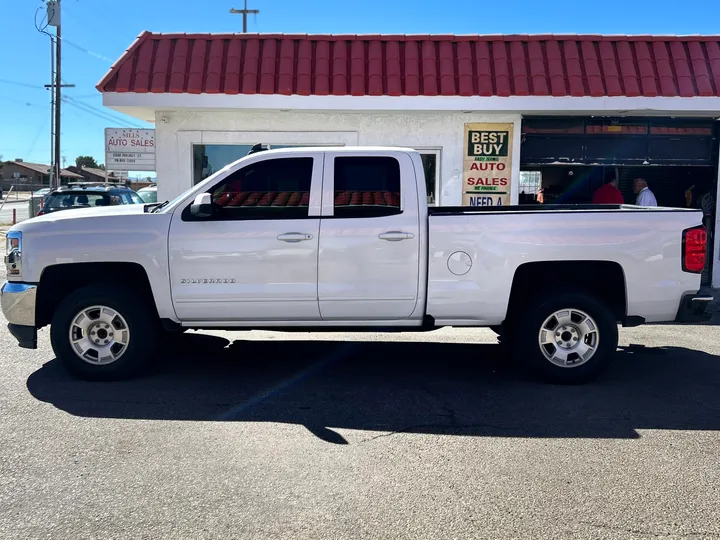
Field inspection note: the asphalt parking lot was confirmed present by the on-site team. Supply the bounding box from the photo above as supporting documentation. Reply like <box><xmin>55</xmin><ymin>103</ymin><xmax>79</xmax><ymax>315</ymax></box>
<box><xmin>1</xmin><ymin>314</ymin><xmax>720</xmax><ymax>540</ymax></box>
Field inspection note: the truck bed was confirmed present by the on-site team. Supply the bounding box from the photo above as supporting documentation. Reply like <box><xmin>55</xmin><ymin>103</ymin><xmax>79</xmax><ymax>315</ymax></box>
<box><xmin>428</xmin><ymin>204</ymin><xmax>698</xmax><ymax>215</ymax></box>
<box><xmin>426</xmin><ymin>205</ymin><xmax>705</xmax><ymax>326</ymax></box>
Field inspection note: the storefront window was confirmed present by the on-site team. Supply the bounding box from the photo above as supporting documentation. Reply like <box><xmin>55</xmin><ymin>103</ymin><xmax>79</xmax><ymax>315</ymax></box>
<box><xmin>419</xmin><ymin>150</ymin><xmax>440</xmax><ymax>206</ymax></box>
<box><xmin>192</xmin><ymin>144</ymin><xmax>301</xmax><ymax>185</ymax></box>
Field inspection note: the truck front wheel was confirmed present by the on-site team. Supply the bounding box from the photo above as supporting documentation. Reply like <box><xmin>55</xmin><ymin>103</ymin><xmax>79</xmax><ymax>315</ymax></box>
<box><xmin>50</xmin><ymin>284</ymin><xmax>158</xmax><ymax>381</ymax></box>
<box><xmin>512</xmin><ymin>292</ymin><xmax>618</xmax><ymax>384</ymax></box>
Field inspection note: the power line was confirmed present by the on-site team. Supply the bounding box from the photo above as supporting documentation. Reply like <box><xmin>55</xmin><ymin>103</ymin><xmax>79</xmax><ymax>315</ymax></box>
<box><xmin>61</xmin><ymin>97</ymin><xmax>127</xmax><ymax>125</ymax></box>
<box><xmin>69</xmin><ymin>93</ymin><xmax>101</xmax><ymax>99</ymax></box>
<box><xmin>61</xmin><ymin>96</ymin><xmax>146</xmax><ymax>128</ymax></box>
<box><xmin>64</xmin><ymin>95</ymin><xmax>145</xmax><ymax>126</ymax></box>
<box><xmin>0</xmin><ymin>95</ymin><xmax>45</xmax><ymax>108</ymax></box>
<box><xmin>27</xmin><ymin>117</ymin><xmax>50</xmax><ymax>158</ymax></box>
<box><xmin>0</xmin><ymin>78</ymin><xmax>45</xmax><ymax>90</ymax></box>
<box><xmin>59</xmin><ymin>36</ymin><xmax>115</xmax><ymax>63</ymax></box>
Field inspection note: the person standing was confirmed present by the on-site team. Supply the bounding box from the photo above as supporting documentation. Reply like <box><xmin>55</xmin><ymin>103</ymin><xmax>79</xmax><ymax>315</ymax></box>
<box><xmin>633</xmin><ymin>178</ymin><xmax>658</xmax><ymax>206</ymax></box>
<box><xmin>592</xmin><ymin>170</ymin><xmax>624</xmax><ymax>204</ymax></box>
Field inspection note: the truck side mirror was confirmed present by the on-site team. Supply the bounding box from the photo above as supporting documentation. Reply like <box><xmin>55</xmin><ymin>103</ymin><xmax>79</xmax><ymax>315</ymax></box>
<box><xmin>190</xmin><ymin>193</ymin><xmax>213</xmax><ymax>218</ymax></box>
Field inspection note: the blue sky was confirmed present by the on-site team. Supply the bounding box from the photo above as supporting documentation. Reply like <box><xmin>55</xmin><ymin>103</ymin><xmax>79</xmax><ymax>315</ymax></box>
<box><xmin>1</xmin><ymin>0</ymin><xmax>719</xmax><ymax>175</ymax></box>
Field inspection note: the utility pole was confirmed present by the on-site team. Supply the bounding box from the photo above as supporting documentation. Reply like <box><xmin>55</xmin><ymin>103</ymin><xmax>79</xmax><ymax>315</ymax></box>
<box><xmin>47</xmin><ymin>34</ymin><xmax>55</xmax><ymax>187</ymax></box>
<box><xmin>43</xmin><ymin>72</ymin><xmax>75</xmax><ymax>184</ymax></box>
<box><xmin>46</xmin><ymin>0</ymin><xmax>67</xmax><ymax>188</ymax></box>
<box><xmin>54</xmin><ymin>0</ymin><xmax>62</xmax><ymax>188</ymax></box>
<box><xmin>230</xmin><ymin>0</ymin><xmax>259</xmax><ymax>33</ymax></box>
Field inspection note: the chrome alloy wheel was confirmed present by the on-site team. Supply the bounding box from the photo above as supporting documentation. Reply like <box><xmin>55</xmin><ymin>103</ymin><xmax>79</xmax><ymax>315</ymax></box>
<box><xmin>68</xmin><ymin>305</ymin><xmax>131</xmax><ymax>365</ymax></box>
<box><xmin>537</xmin><ymin>308</ymin><xmax>599</xmax><ymax>368</ymax></box>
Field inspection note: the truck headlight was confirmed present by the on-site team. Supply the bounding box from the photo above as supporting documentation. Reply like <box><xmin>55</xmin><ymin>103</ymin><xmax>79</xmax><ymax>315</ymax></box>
<box><xmin>5</xmin><ymin>231</ymin><xmax>22</xmax><ymax>277</ymax></box>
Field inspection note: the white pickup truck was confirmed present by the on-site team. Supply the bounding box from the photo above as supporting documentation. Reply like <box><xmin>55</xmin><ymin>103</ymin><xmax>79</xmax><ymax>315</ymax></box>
<box><xmin>1</xmin><ymin>147</ymin><xmax>712</xmax><ymax>383</ymax></box>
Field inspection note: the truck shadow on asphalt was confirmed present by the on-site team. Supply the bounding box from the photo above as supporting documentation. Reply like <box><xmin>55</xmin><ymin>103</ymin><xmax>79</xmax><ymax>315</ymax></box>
<box><xmin>26</xmin><ymin>333</ymin><xmax>720</xmax><ymax>443</ymax></box>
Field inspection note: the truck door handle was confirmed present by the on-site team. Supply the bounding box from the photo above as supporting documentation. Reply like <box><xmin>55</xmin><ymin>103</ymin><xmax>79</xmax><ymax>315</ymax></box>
<box><xmin>378</xmin><ymin>231</ymin><xmax>414</xmax><ymax>241</ymax></box>
<box><xmin>277</xmin><ymin>232</ymin><xmax>313</xmax><ymax>242</ymax></box>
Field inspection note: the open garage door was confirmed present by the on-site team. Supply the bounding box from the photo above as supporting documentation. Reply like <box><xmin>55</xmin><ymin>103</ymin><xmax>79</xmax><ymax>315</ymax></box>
<box><xmin>520</xmin><ymin>116</ymin><xmax>719</xmax><ymax>285</ymax></box>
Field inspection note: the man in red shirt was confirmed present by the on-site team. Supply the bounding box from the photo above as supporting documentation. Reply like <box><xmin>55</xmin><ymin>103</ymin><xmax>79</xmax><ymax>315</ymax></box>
<box><xmin>592</xmin><ymin>170</ymin><xmax>624</xmax><ymax>204</ymax></box>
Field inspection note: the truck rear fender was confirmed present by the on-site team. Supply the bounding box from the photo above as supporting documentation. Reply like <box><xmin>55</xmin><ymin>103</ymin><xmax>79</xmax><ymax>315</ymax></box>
<box><xmin>505</xmin><ymin>260</ymin><xmax>628</xmax><ymax>325</ymax></box>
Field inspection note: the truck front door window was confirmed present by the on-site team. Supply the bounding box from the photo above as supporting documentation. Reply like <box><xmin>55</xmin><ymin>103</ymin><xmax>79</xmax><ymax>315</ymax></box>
<box><xmin>332</xmin><ymin>156</ymin><xmax>402</xmax><ymax>217</ymax></box>
<box><xmin>187</xmin><ymin>157</ymin><xmax>314</xmax><ymax>221</ymax></box>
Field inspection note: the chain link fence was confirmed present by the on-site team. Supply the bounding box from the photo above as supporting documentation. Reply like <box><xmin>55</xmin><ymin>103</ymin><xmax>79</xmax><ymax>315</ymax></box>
<box><xmin>0</xmin><ymin>183</ymin><xmax>48</xmax><ymax>201</ymax></box>
<box><xmin>0</xmin><ymin>184</ymin><xmax>49</xmax><ymax>223</ymax></box>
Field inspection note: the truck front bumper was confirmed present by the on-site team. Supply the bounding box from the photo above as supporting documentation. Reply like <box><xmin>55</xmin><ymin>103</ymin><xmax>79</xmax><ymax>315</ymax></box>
<box><xmin>674</xmin><ymin>293</ymin><xmax>713</xmax><ymax>324</ymax></box>
<box><xmin>1</xmin><ymin>281</ymin><xmax>38</xmax><ymax>349</ymax></box>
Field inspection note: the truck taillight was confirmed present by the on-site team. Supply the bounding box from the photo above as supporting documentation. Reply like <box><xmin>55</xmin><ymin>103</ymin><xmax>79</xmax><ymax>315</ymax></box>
<box><xmin>682</xmin><ymin>225</ymin><xmax>707</xmax><ymax>274</ymax></box>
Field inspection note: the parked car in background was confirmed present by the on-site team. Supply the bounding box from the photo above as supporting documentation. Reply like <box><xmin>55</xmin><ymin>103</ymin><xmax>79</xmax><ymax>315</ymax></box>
<box><xmin>36</xmin><ymin>183</ymin><xmax>144</xmax><ymax>216</ymax></box>
<box><xmin>136</xmin><ymin>185</ymin><xmax>157</xmax><ymax>203</ymax></box>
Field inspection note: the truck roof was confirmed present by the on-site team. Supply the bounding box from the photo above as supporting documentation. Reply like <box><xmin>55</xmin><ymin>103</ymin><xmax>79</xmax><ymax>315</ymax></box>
<box><xmin>254</xmin><ymin>146</ymin><xmax>418</xmax><ymax>155</ymax></box>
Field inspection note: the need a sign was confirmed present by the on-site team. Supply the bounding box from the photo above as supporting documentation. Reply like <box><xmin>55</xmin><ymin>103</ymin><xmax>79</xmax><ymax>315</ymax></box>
<box><xmin>105</xmin><ymin>128</ymin><xmax>156</xmax><ymax>171</ymax></box>
<box><xmin>462</xmin><ymin>123</ymin><xmax>514</xmax><ymax>207</ymax></box>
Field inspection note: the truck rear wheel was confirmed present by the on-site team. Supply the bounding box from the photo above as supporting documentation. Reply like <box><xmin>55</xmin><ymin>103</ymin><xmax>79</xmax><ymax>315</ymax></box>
<box><xmin>50</xmin><ymin>284</ymin><xmax>158</xmax><ymax>381</ymax></box>
<box><xmin>511</xmin><ymin>292</ymin><xmax>618</xmax><ymax>384</ymax></box>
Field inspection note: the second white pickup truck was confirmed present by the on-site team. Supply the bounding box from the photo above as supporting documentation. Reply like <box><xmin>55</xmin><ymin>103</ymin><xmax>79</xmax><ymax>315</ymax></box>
<box><xmin>2</xmin><ymin>147</ymin><xmax>712</xmax><ymax>383</ymax></box>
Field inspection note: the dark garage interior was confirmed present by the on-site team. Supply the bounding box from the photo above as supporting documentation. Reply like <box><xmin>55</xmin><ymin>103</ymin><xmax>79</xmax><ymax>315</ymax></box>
<box><xmin>519</xmin><ymin>116</ymin><xmax>719</xmax><ymax>283</ymax></box>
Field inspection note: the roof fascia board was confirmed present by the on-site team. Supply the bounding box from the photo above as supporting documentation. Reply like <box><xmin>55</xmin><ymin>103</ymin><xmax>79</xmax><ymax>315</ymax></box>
<box><xmin>102</xmin><ymin>92</ymin><xmax>720</xmax><ymax>115</ymax></box>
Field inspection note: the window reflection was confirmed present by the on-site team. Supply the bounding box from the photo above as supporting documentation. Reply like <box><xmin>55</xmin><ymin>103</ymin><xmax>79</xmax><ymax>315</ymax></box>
<box><xmin>192</xmin><ymin>144</ymin><xmax>299</xmax><ymax>185</ymax></box>
<box><xmin>420</xmin><ymin>153</ymin><xmax>437</xmax><ymax>205</ymax></box>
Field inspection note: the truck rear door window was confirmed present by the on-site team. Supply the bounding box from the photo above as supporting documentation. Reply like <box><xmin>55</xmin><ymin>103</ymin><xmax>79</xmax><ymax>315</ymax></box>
<box><xmin>332</xmin><ymin>156</ymin><xmax>401</xmax><ymax>217</ymax></box>
<box><xmin>205</xmin><ymin>157</ymin><xmax>314</xmax><ymax>220</ymax></box>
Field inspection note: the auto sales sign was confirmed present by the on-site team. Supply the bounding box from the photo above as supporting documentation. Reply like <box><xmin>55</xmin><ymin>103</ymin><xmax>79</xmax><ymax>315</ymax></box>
<box><xmin>105</xmin><ymin>128</ymin><xmax>156</xmax><ymax>171</ymax></box>
<box><xmin>462</xmin><ymin>123</ymin><xmax>514</xmax><ymax>207</ymax></box>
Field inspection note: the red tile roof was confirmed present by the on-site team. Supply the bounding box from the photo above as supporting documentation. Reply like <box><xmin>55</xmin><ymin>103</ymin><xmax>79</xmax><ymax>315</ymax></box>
<box><xmin>97</xmin><ymin>32</ymin><xmax>720</xmax><ymax>98</ymax></box>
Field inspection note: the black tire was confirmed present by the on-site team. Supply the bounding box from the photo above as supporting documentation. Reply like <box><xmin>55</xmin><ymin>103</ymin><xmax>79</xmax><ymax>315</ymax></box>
<box><xmin>510</xmin><ymin>292</ymin><xmax>618</xmax><ymax>384</ymax></box>
<box><xmin>50</xmin><ymin>283</ymin><xmax>159</xmax><ymax>381</ymax></box>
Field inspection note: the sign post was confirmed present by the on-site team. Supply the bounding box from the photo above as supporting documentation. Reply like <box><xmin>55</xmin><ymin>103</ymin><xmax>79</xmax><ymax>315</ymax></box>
<box><xmin>462</xmin><ymin>123</ymin><xmax>514</xmax><ymax>207</ymax></box>
<box><xmin>104</xmin><ymin>128</ymin><xmax>156</xmax><ymax>171</ymax></box>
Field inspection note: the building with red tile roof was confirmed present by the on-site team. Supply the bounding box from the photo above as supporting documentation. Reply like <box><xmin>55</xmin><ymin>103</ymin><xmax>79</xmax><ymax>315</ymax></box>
<box><xmin>98</xmin><ymin>32</ymin><xmax>720</xmax><ymax>285</ymax></box>
<box><xmin>98</xmin><ymin>32</ymin><xmax>720</xmax><ymax>99</ymax></box>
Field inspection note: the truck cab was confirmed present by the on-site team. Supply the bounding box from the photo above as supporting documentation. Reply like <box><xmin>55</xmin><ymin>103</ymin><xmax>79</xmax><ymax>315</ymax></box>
<box><xmin>169</xmin><ymin>147</ymin><xmax>427</xmax><ymax>324</ymax></box>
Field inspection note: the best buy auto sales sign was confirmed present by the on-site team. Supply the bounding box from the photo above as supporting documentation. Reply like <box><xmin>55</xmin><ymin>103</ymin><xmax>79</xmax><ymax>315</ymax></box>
<box><xmin>462</xmin><ymin>123</ymin><xmax>513</xmax><ymax>207</ymax></box>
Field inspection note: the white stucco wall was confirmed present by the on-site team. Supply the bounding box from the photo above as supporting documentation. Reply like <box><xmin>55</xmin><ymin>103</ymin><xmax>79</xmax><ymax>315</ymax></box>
<box><xmin>153</xmin><ymin>110</ymin><xmax>522</xmax><ymax>206</ymax></box>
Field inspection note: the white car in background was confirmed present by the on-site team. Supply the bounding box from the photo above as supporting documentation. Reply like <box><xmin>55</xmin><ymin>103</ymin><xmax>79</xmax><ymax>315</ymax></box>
<box><xmin>136</xmin><ymin>185</ymin><xmax>157</xmax><ymax>204</ymax></box>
